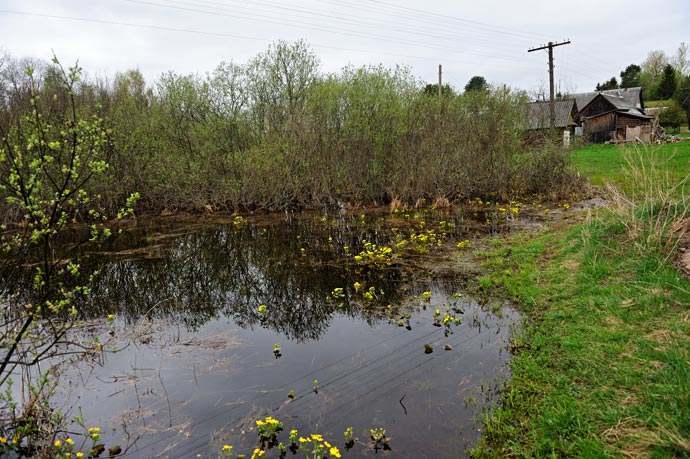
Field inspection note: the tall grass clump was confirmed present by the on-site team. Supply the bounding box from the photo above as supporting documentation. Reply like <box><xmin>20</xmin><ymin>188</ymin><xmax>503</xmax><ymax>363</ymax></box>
<box><xmin>591</xmin><ymin>145</ymin><xmax>690</xmax><ymax>263</ymax></box>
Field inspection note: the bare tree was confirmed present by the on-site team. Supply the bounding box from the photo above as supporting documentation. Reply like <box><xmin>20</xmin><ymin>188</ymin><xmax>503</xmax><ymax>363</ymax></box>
<box><xmin>672</xmin><ymin>42</ymin><xmax>689</xmax><ymax>77</ymax></box>
<box><xmin>642</xmin><ymin>50</ymin><xmax>669</xmax><ymax>80</ymax></box>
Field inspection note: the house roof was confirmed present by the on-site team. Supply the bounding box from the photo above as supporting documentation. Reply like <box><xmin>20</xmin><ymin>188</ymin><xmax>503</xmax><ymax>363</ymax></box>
<box><xmin>573</xmin><ymin>87</ymin><xmax>645</xmax><ymax>114</ymax></box>
<box><xmin>524</xmin><ymin>99</ymin><xmax>579</xmax><ymax>130</ymax></box>
<box><xmin>581</xmin><ymin>108</ymin><xmax>652</xmax><ymax>121</ymax></box>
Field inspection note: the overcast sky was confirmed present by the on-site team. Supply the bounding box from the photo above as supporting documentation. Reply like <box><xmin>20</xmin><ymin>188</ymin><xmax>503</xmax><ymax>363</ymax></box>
<box><xmin>1</xmin><ymin>0</ymin><xmax>688</xmax><ymax>96</ymax></box>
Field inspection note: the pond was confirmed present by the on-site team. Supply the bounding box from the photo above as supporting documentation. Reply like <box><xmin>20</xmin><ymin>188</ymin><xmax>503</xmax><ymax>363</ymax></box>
<box><xmin>16</xmin><ymin>206</ymin><xmax>535</xmax><ymax>458</ymax></box>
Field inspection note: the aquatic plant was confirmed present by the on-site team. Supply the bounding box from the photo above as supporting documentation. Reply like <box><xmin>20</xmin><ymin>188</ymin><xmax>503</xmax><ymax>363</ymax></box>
<box><xmin>433</xmin><ymin>305</ymin><xmax>462</xmax><ymax>334</ymax></box>
<box><xmin>289</xmin><ymin>429</ymin><xmax>299</xmax><ymax>445</ymax></box>
<box><xmin>402</xmin><ymin>229</ymin><xmax>444</xmax><ymax>253</ymax></box>
<box><xmin>369</xmin><ymin>427</ymin><xmax>389</xmax><ymax>451</ymax></box>
<box><xmin>343</xmin><ymin>427</ymin><xmax>356</xmax><ymax>450</ymax></box>
<box><xmin>51</xmin><ymin>436</ymin><xmax>88</xmax><ymax>459</ymax></box>
<box><xmin>256</xmin><ymin>416</ymin><xmax>283</xmax><ymax>448</ymax></box>
<box><xmin>326</xmin><ymin>287</ymin><xmax>345</xmax><ymax>303</ymax></box>
<box><xmin>298</xmin><ymin>433</ymin><xmax>341</xmax><ymax>459</ymax></box>
<box><xmin>361</xmin><ymin>287</ymin><xmax>377</xmax><ymax>301</ymax></box>
<box><xmin>313</xmin><ymin>380</ymin><xmax>319</xmax><ymax>394</ymax></box>
<box><xmin>353</xmin><ymin>240</ymin><xmax>393</xmax><ymax>266</ymax></box>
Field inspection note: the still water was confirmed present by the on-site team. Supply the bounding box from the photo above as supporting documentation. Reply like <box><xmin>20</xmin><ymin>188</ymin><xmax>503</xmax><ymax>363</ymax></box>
<box><xmin>49</xmin><ymin>208</ymin><xmax>523</xmax><ymax>459</ymax></box>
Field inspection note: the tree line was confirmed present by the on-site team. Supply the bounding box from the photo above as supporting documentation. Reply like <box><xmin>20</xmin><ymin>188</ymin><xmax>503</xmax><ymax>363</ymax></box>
<box><xmin>595</xmin><ymin>42</ymin><xmax>690</xmax><ymax>126</ymax></box>
<box><xmin>0</xmin><ymin>40</ymin><xmax>578</xmax><ymax>219</ymax></box>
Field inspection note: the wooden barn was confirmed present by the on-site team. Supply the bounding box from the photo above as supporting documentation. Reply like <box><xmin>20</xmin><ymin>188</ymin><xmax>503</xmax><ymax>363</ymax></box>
<box><xmin>573</xmin><ymin>87</ymin><xmax>653</xmax><ymax>143</ymax></box>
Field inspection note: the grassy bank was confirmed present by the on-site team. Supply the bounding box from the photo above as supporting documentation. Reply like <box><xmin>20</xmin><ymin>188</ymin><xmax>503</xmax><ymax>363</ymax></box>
<box><xmin>473</xmin><ymin>145</ymin><xmax>690</xmax><ymax>458</ymax></box>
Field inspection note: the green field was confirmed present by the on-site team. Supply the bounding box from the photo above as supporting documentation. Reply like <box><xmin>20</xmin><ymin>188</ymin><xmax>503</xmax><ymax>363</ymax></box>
<box><xmin>473</xmin><ymin>142</ymin><xmax>690</xmax><ymax>458</ymax></box>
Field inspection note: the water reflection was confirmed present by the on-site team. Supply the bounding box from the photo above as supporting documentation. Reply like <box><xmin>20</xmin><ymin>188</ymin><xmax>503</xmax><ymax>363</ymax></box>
<box><xmin>84</xmin><ymin>209</ymin><xmax>500</xmax><ymax>339</ymax></box>
<box><xmin>4</xmin><ymin>208</ymin><xmax>523</xmax><ymax>459</ymax></box>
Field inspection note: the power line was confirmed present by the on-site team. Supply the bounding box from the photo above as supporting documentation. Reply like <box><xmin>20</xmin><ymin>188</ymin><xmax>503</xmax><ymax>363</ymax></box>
<box><xmin>118</xmin><ymin>0</ymin><xmax>531</xmax><ymax>62</ymax></box>
<box><xmin>157</xmin><ymin>0</ymin><xmax>541</xmax><ymax>53</ymax></box>
<box><xmin>0</xmin><ymin>9</ymin><xmax>270</xmax><ymax>42</ymax></box>
<box><xmin>334</xmin><ymin>0</ymin><xmax>549</xmax><ymax>41</ymax></box>
<box><xmin>150</xmin><ymin>0</ymin><xmax>529</xmax><ymax>55</ymax></box>
<box><xmin>0</xmin><ymin>9</ymin><xmax>533</xmax><ymax>72</ymax></box>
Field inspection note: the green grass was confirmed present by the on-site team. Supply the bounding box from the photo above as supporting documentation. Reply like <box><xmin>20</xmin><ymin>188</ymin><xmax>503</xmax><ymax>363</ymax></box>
<box><xmin>679</xmin><ymin>125</ymin><xmax>690</xmax><ymax>139</ymax></box>
<box><xmin>571</xmin><ymin>141</ymin><xmax>690</xmax><ymax>190</ymax></box>
<box><xmin>473</xmin><ymin>143</ymin><xmax>690</xmax><ymax>458</ymax></box>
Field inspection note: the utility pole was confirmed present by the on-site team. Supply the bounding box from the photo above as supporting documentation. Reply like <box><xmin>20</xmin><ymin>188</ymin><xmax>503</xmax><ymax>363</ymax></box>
<box><xmin>528</xmin><ymin>40</ymin><xmax>571</xmax><ymax>131</ymax></box>
<box><xmin>438</xmin><ymin>64</ymin><xmax>442</xmax><ymax>100</ymax></box>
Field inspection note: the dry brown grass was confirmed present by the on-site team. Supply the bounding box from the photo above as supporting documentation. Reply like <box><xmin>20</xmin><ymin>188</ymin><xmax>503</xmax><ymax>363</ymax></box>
<box><xmin>603</xmin><ymin>418</ymin><xmax>655</xmax><ymax>459</ymax></box>
<box><xmin>389</xmin><ymin>197</ymin><xmax>406</xmax><ymax>212</ymax></box>
<box><xmin>431</xmin><ymin>196</ymin><xmax>451</xmax><ymax>209</ymax></box>
<box><xmin>645</xmin><ymin>328</ymin><xmax>674</xmax><ymax>345</ymax></box>
<box><xmin>603</xmin><ymin>413</ymin><xmax>690</xmax><ymax>458</ymax></box>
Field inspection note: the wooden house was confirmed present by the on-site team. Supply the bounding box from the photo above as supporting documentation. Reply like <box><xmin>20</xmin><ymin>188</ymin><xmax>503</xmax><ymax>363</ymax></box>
<box><xmin>573</xmin><ymin>87</ymin><xmax>653</xmax><ymax>143</ymax></box>
<box><xmin>524</xmin><ymin>99</ymin><xmax>580</xmax><ymax>145</ymax></box>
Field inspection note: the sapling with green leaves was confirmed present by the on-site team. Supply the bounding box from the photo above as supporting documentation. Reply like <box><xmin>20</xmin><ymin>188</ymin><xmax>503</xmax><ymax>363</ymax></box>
<box><xmin>0</xmin><ymin>56</ymin><xmax>138</xmax><ymax>448</ymax></box>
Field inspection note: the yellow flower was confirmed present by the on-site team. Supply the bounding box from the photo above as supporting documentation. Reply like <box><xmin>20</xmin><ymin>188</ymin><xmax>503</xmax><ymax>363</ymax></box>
<box><xmin>299</xmin><ymin>437</ymin><xmax>309</xmax><ymax>443</ymax></box>
<box><xmin>311</xmin><ymin>434</ymin><xmax>323</xmax><ymax>442</ymax></box>
<box><xmin>65</xmin><ymin>438</ymin><xmax>74</xmax><ymax>445</ymax></box>
<box><xmin>250</xmin><ymin>448</ymin><xmax>265</xmax><ymax>459</ymax></box>
<box><xmin>54</xmin><ymin>440</ymin><xmax>62</xmax><ymax>447</ymax></box>
<box><xmin>330</xmin><ymin>446</ymin><xmax>342</xmax><ymax>458</ymax></box>
<box><xmin>107</xmin><ymin>314</ymin><xmax>114</xmax><ymax>319</ymax></box>
<box><xmin>0</xmin><ymin>436</ymin><xmax>6</xmax><ymax>444</ymax></box>
<box><xmin>222</xmin><ymin>445</ymin><xmax>233</xmax><ymax>451</ymax></box>
<box><xmin>88</xmin><ymin>427</ymin><xmax>100</xmax><ymax>432</ymax></box>
<box><xmin>76</xmin><ymin>453</ymin><xmax>84</xmax><ymax>458</ymax></box>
